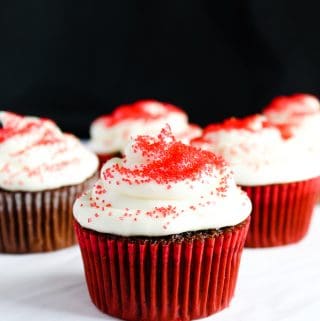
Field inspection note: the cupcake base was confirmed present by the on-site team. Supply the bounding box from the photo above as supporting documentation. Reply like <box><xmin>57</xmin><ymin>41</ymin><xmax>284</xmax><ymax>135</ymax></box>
<box><xmin>0</xmin><ymin>173</ymin><xmax>97</xmax><ymax>254</ymax></box>
<box><xmin>242</xmin><ymin>176</ymin><xmax>320</xmax><ymax>248</ymax></box>
<box><xmin>74</xmin><ymin>217</ymin><xmax>250</xmax><ymax>321</ymax></box>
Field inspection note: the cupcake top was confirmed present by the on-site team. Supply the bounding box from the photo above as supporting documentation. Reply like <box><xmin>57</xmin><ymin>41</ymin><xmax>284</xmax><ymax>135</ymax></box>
<box><xmin>263</xmin><ymin>93</ymin><xmax>320</xmax><ymax>142</ymax></box>
<box><xmin>74</xmin><ymin>126</ymin><xmax>251</xmax><ymax>236</ymax></box>
<box><xmin>192</xmin><ymin>114</ymin><xmax>320</xmax><ymax>186</ymax></box>
<box><xmin>0</xmin><ymin>111</ymin><xmax>98</xmax><ymax>191</ymax></box>
<box><xmin>89</xmin><ymin>99</ymin><xmax>202</xmax><ymax>154</ymax></box>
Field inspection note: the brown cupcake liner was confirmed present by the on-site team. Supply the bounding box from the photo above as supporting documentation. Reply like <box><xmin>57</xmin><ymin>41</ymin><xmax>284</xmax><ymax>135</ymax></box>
<box><xmin>242</xmin><ymin>176</ymin><xmax>320</xmax><ymax>248</ymax></box>
<box><xmin>74</xmin><ymin>217</ymin><xmax>250</xmax><ymax>321</ymax></box>
<box><xmin>0</xmin><ymin>173</ymin><xmax>97</xmax><ymax>253</ymax></box>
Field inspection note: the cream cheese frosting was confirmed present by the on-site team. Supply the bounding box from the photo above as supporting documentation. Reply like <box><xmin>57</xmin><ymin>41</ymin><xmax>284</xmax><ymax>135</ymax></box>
<box><xmin>89</xmin><ymin>100</ymin><xmax>202</xmax><ymax>154</ymax></box>
<box><xmin>74</xmin><ymin>126</ymin><xmax>251</xmax><ymax>236</ymax></box>
<box><xmin>0</xmin><ymin>111</ymin><xmax>98</xmax><ymax>191</ymax></box>
<box><xmin>193</xmin><ymin>112</ymin><xmax>320</xmax><ymax>186</ymax></box>
<box><xmin>263</xmin><ymin>94</ymin><xmax>320</xmax><ymax>149</ymax></box>
<box><xmin>263</xmin><ymin>93</ymin><xmax>320</xmax><ymax>126</ymax></box>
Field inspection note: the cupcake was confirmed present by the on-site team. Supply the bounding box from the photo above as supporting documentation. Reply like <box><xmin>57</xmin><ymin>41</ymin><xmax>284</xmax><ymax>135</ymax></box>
<box><xmin>89</xmin><ymin>99</ymin><xmax>202</xmax><ymax>166</ymax></box>
<box><xmin>74</xmin><ymin>126</ymin><xmax>251</xmax><ymax>321</ymax></box>
<box><xmin>193</xmin><ymin>113</ymin><xmax>320</xmax><ymax>247</ymax></box>
<box><xmin>263</xmin><ymin>93</ymin><xmax>320</xmax><ymax>203</ymax></box>
<box><xmin>0</xmin><ymin>111</ymin><xmax>98</xmax><ymax>253</ymax></box>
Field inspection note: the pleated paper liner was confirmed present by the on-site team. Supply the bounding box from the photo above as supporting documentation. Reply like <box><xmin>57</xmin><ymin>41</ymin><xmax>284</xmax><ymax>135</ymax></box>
<box><xmin>74</xmin><ymin>217</ymin><xmax>250</xmax><ymax>321</ymax></box>
<box><xmin>0</xmin><ymin>173</ymin><xmax>97</xmax><ymax>254</ymax></box>
<box><xmin>242</xmin><ymin>176</ymin><xmax>320</xmax><ymax>248</ymax></box>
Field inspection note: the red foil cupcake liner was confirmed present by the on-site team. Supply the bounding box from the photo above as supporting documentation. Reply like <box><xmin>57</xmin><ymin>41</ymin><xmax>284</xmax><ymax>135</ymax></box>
<box><xmin>97</xmin><ymin>153</ymin><xmax>122</xmax><ymax>169</ymax></box>
<box><xmin>74</xmin><ymin>217</ymin><xmax>250</xmax><ymax>321</ymax></box>
<box><xmin>0</xmin><ymin>174</ymin><xmax>97</xmax><ymax>253</ymax></box>
<box><xmin>97</xmin><ymin>154</ymin><xmax>112</xmax><ymax>169</ymax></box>
<box><xmin>242</xmin><ymin>176</ymin><xmax>320</xmax><ymax>247</ymax></box>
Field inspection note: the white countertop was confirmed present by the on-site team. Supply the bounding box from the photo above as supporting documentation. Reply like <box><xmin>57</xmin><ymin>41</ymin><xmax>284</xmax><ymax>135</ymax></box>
<box><xmin>1</xmin><ymin>206</ymin><xmax>320</xmax><ymax>321</ymax></box>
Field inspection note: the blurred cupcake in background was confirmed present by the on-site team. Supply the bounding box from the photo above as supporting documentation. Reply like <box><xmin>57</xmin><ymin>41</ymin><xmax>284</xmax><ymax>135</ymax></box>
<box><xmin>74</xmin><ymin>126</ymin><xmax>251</xmax><ymax>321</ymax></box>
<box><xmin>263</xmin><ymin>93</ymin><xmax>320</xmax><ymax>202</ymax></box>
<box><xmin>193</xmin><ymin>112</ymin><xmax>320</xmax><ymax>247</ymax></box>
<box><xmin>263</xmin><ymin>93</ymin><xmax>320</xmax><ymax>143</ymax></box>
<box><xmin>89</xmin><ymin>100</ymin><xmax>202</xmax><ymax>166</ymax></box>
<box><xmin>0</xmin><ymin>111</ymin><xmax>98</xmax><ymax>253</ymax></box>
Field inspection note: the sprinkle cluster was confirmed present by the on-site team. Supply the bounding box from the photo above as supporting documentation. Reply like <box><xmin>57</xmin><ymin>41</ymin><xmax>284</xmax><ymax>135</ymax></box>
<box><xmin>0</xmin><ymin>112</ymin><xmax>60</xmax><ymax>144</ymax></box>
<box><xmin>197</xmin><ymin>94</ymin><xmax>319</xmax><ymax>141</ymax></box>
<box><xmin>0</xmin><ymin>112</ymin><xmax>83</xmax><ymax>187</ymax></box>
<box><xmin>203</xmin><ymin>115</ymin><xmax>271</xmax><ymax>133</ymax></box>
<box><xmin>94</xmin><ymin>100</ymin><xmax>184</xmax><ymax>128</ymax></box>
<box><xmin>84</xmin><ymin>127</ymin><xmax>234</xmax><ymax>230</ymax></box>
<box><xmin>264</xmin><ymin>94</ymin><xmax>319</xmax><ymax>117</ymax></box>
<box><xmin>103</xmin><ymin>127</ymin><xmax>227</xmax><ymax>185</ymax></box>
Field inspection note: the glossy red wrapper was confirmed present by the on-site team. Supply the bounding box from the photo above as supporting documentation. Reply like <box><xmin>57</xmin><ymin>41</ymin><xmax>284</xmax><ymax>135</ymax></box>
<box><xmin>242</xmin><ymin>176</ymin><xmax>320</xmax><ymax>247</ymax></box>
<box><xmin>74</xmin><ymin>217</ymin><xmax>250</xmax><ymax>321</ymax></box>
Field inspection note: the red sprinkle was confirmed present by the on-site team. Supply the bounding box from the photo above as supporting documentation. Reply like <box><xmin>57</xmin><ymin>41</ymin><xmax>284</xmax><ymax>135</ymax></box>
<box><xmin>262</xmin><ymin>94</ymin><xmax>320</xmax><ymax>139</ymax></box>
<box><xmin>201</xmin><ymin>115</ymin><xmax>271</xmax><ymax>134</ymax></box>
<box><xmin>0</xmin><ymin>112</ymin><xmax>59</xmax><ymax>144</ymax></box>
<box><xmin>102</xmin><ymin>127</ymin><xmax>227</xmax><ymax>184</ymax></box>
<box><xmin>263</xmin><ymin>94</ymin><xmax>319</xmax><ymax>117</ymax></box>
<box><xmin>93</xmin><ymin>100</ymin><xmax>185</xmax><ymax>127</ymax></box>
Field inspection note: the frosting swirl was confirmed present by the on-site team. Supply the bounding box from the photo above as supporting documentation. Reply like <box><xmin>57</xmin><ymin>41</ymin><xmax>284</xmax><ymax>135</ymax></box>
<box><xmin>263</xmin><ymin>94</ymin><xmax>319</xmax><ymax>123</ymax></box>
<box><xmin>89</xmin><ymin>100</ymin><xmax>202</xmax><ymax>154</ymax></box>
<box><xmin>74</xmin><ymin>127</ymin><xmax>251</xmax><ymax>236</ymax></box>
<box><xmin>263</xmin><ymin>93</ymin><xmax>320</xmax><ymax>141</ymax></box>
<box><xmin>0</xmin><ymin>112</ymin><xmax>98</xmax><ymax>191</ymax></box>
<box><xmin>193</xmin><ymin>111</ymin><xmax>320</xmax><ymax>186</ymax></box>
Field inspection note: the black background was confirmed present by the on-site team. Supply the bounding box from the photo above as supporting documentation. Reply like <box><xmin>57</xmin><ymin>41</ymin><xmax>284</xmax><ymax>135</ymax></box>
<box><xmin>1</xmin><ymin>1</ymin><xmax>320</xmax><ymax>137</ymax></box>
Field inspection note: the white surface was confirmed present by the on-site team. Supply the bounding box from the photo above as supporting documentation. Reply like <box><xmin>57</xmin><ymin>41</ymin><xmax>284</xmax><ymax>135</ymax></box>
<box><xmin>1</xmin><ymin>206</ymin><xmax>320</xmax><ymax>321</ymax></box>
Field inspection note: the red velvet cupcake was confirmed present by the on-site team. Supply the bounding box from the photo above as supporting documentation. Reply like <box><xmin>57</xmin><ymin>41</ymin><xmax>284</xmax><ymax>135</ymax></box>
<box><xmin>193</xmin><ymin>96</ymin><xmax>320</xmax><ymax>247</ymax></box>
<box><xmin>89</xmin><ymin>99</ymin><xmax>201</xmax><ymax>167</ymax></box>
<box><xmin>264</xmin><ymin>93</ymin><xmax>320</xmax><ymax>205</ymax></box>
<box><xmin>0</xmin><ymin>111</ymin><xmax>98</xmax><ymax>253</ymax></box>
<box><xmin>73</xmin><ymin>126</ymin><xmax>251</xmax><ymax>321</ymax></box>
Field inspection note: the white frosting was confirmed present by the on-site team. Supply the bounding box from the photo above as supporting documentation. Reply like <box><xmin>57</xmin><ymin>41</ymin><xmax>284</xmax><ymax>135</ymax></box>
<box><xmin>89</xmin><ymin>100</ymin><xmax>202</xmax><ymax>154</ymax></box>
<box><xmin>0</xmin><ymin>112</ymin><xmax>98</xmax><ymax>191</ymax></box>
<box><xmin>263</xmin><ymin>94</ymin><xmax>320</xmax><ymax>154</ymax></box>
<box><xmin>263</xmin><ymin>94</ymin><xmax>320</xmax><ymax>125</ymax></box>
<box><xmin>193</xmin><ymin>115</ymin><xmax>320</xmax><ymax>186</ymax></box>
<box><xmin>74</xmin><ymin>128</ymin><xmax>251</xmax><ymax>236</ymax></box>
